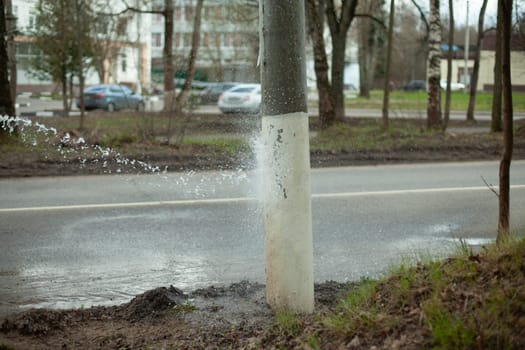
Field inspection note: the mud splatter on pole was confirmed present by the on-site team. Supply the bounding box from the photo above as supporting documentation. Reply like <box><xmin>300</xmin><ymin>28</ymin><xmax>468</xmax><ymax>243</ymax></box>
<box><xmin>260</xmin><ymin>0</ymin><xmax>314</xmax><ymax>313</ymax></box>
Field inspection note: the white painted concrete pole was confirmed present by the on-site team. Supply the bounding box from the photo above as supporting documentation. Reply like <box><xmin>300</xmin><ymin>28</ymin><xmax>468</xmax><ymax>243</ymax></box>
<box><xmin>260</xmin><ymin>0</ymin><xmax>314</xmax><ymax>313</ymax></box>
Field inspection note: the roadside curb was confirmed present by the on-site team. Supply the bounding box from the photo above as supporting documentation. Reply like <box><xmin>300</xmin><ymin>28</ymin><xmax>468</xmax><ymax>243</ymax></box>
<box><xmin>19</xmin><ymin>111</ymin><xmax>81</xmax><ymax>117</ymax></box>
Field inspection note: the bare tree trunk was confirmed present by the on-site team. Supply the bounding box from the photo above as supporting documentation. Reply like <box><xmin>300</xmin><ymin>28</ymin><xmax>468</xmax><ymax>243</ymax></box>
<box><xmin>497</xmin><ymin>0</ymin><xmax>513</xmax><ymax>243</ymax></box>
<box><xmin>330</xmin><ymin>35</ymin><xmax>346</xmax><ymax>121</ymax></box>
<box><xmin>443</xmin><ymin>0</ymin><xmax>454</xmax><ymax>130</ymax></box>
<box><xmin>0</xmin><ymin>0</ymin><xmax>15</xmax><ymax>119</ymax></box>
<box><xmin>326</xmin><ymin>0</ymin><xmax>359</xmax><ymax>121</ymax></box>
<box><xmin>358</xmin><ymin>0</ymin><xmax>384</xmax><ymax>99</ymax></box>
<box><xmin>466</xmin><ymin>0</ymin><xmax>488</xmax><ymax>121</ymax></box>
<box><xmin>358</xmin><ymin>26</ymin><xmax>370</xmax><ymax>98</ymax></box>
<box><xmin>166</xmin><ymin>0</ymin><xmax>204</xmax><ymax>146</ymax></box>
<box><xmin>491</xmin><ymin>2</ymin><xmax>503</xmax><ymax>132</ymax></box>
<box><xmin>306</xmin><ymin>0</ymin><xmax>336</xmax><ymax>129</ymax></box>
<box><xmin>175</xmin><ymin>0</ymin><xmax>204</xmax><ymax>115</ymax></box>
<box><xmin>61</xmin><ymin>67</ymin><xmax>69</xmax><ymax>117</ymax></box>
<box><xmin>426</xmin><ymin>0</ymin><xmax>442</xmax><ymax>129</ymax></box>
<box><xmin>5</xmin><ymin>0</ymin><xmax>16</xmax><ymax>104</ymax></box>
<box><xmin>75</xmin><ymin>0</ymin><xmax>86</xmax><ymax>130</ymax></box>
<box><xmin>382</xmin><ymin>0</ymin><xmax>395</xmax><ymax>130</ymax></box>
<box><xmin>163</xmin><ymin>0</ymin><xmax>175</xmax><ymax>112</ymax></box>
<box><xmin>59</xmin><ymin>1</ymin><xmax>69</xmax><ymax>117</ymax></box>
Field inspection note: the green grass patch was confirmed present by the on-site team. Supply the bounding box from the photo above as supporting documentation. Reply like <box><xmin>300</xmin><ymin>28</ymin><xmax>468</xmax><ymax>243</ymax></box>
<box><xmin>346</xmin><ymin>90</ymin><xmax>525</xmax><ymax>112</ymax></box>
<box><xmin>316</xmin><ymin>235</ymin><xmax>525</xmax><ymax>349</ymax></box>
<box><xmin>274</xmin><ymin>309</ymin><xmax>302</xmax><ymax>336</ymax></box>
<box><xmin>310</xmin><ymin>118</ymin><xmax>430</xmax><ymax>152</ymax></box>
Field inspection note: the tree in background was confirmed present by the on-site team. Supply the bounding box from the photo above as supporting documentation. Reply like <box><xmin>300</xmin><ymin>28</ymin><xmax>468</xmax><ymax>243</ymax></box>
<box><xmin>305</xmin><ymin>0</ymin><xmax>336</xmax><ymax>129</ymax></box>
<box><xmin>305</xmin><ymin>0</ymin><xmax>359</xmax><ymax>127</ymax></box>
<box><xmin>426</xmin><ymin>0</ymin><xmax>441</xmax><ymax>129</ymax></box>
<box><xmin>466</xmin><ymin>0</ymin><xmax>489</xmax><ymax>121</ymax></box>
<box><xmin>442</xmin><ymin>0</ymin><xmax>454</xmax><ymax>130</ymax></box>
<box><xmin>392</xmin><ymin>1</ymin><xmax>428</xmax><ymax>84</ymax></box>
<box><xmin>0</xmin><ymin>0</ymin><xmax>15</xmax><ymax>119</ymax></box>
<box><xmin>91</xmin><ymin>1</ymin><xmax>134</xmax><ymax>85</ymax></box>
<box><xmin>356</xmin><ymin>0</ymin><xmax>385</xmax><ymax>99</ymax></box>
<box><xmin>199</xmin><ymin>3</ymin><xmax>258</xmax><ymax>82</ymax></box>
<box><xmin>163</xmin><ymin>0</ymin><xmax>175</xmax><ymax>111</ymax></box>
<box><xmin>326</xmin><ymin>0</ymin><xmax>359</xmax><ymax>121</ymax></box>
<box><xmin>32</xmin><ymin>0</ymin><xmax>95</xmax><ymax>116</ymax></box>
<box><xmin>173</xmin><ymin>0</ymin><xmax>203</xmax><ymax>116</ymax></box>
<box><xmin>492</xmin><ymin>3</ymin><xmax>503</xmax><ymax>132</ymax></box>
<box><xmin>381</xmin><ymin>0</ymin><xmax>395</xmax><ymax>129</ymax></box>
<box><xmin>166</xmin><ymin>0</ymin><xmax>204</xmax><ymax>144</ymax></box>
<box><xmin>73</xmin><ymin>0</ymin><xmax>92</xmax><ymax>129</ymax></box>
<box><xmin>497</xmin><ymin>0</ymin><xmax>514</xmax><ymax>243</ymax></box>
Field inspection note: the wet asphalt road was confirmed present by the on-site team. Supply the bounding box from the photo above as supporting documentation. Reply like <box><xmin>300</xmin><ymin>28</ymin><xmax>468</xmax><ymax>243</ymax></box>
<box><xmin>1</xmin><ymin>161</ymin><xmax>525</xmax><ymax>315</ymax></box>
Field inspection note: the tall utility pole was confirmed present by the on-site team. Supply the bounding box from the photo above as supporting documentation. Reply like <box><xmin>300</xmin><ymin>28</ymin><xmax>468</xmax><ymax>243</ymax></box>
<box><xmin>260</xmin><ymin>0</ymin><xmax>314</xmax><ymax>313</ymax></box>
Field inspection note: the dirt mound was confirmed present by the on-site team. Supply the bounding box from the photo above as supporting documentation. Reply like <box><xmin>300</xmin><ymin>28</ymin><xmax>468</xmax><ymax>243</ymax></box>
<box><xmin>192</xmin><ymin>280</ymin><xmax>264</xmax><ymax>298</ymax></box>
<box><xmin>0</xmin><ymin>309</ymin><xmax>71</xmax><ymax>336</ymax></box>
<box><xmin>118</xmin><ymin>285</ymin><xmax>187</xmax><ymax>321</ymax></box>
<box><xmin>0</xmin><ymin>280</ymin><xmax>350</xmax><ymax>349</ymax></box>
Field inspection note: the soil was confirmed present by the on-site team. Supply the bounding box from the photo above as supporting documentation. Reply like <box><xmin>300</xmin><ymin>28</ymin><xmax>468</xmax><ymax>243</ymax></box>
<box><xmin>1</xmin><ymin>115</ymin><xmax>525</xmax><ymax>348</ymax></box>
<box><xmin>0</xmin><ymin>281</ymin><xmax>353</xmax><ymax>349</ymax></box>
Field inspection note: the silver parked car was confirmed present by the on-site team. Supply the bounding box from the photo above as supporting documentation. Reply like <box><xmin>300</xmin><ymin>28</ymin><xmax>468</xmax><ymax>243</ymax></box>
<box><xmin>77</xmin><ymin>84</ymin><xmax>145</xmax><ymax>112</ymax></box>
<box><xmin>440</xmin><ymin>80</ymin><xmax>466</xmax><ymax>91</ymax></box>
<box><xmin>217</xmin><ymin>83</ymin><xmax>261</xmax><ymax>114</ymax></box>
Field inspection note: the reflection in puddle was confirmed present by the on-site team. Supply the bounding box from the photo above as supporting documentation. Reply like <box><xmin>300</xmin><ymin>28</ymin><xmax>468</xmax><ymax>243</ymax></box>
<box><xmin>1</xmin><ymin>254</ymin><xmax>264</xmax><ymax>314</ymax></box>
<box><xmin>443</xmin><ymin>237</ymin><xmax>495</xmax><ymax>246</ymax></box>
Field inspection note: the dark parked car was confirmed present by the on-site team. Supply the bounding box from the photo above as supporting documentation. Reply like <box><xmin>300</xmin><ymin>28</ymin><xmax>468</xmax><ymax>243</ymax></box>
<box><xmin>198</xmin><ymin>82</ymin><xmax>237</xmax><ymax>104</ymax></box>
<box><xmin>402</xmin><ymin>80</ymin><xmax>426</xmax><ymax>91</ymax></box>
<box><xmin>76</xmin><ymin>84</ymin><xmax>145</xmax><ymax>112</ymax></box>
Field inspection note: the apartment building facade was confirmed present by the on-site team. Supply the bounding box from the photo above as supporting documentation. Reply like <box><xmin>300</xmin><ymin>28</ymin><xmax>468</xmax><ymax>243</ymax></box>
<box><xmin>11</xmin><ymin>0</ymin><xmax>151</xmax><ymax>94</ymax></box>
<box><xmin>150</xmin><ymin>0</ymin><xmax>259</xmax><ymax>87</ymax></box>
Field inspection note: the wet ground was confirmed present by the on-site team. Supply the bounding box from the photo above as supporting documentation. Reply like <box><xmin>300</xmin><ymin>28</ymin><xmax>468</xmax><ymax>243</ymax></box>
<box><xmin>1</xmin><ymin>116</ymin><xmax>525</xmax><ymax>348</ymax></box>
<box><xmin>0</xmin><ymin>280</ymin><xmax>352</xmax><ymax>349</ymax></box>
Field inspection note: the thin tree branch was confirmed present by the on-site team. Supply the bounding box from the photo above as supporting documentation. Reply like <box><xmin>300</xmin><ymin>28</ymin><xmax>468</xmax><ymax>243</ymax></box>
<box><xmin>409</xmin><ymin>0</ymin><xmax>429</xmax><ymax>35</ymax></box>
<box><xmin>354</xmin><ymin>13</ymin><xmax>387</xmax><ymax>30</ymax></box>
<box><xmin>481</xmin><ymin>175</ymin><xmax>499</xmax><ymax>197</ymax></box>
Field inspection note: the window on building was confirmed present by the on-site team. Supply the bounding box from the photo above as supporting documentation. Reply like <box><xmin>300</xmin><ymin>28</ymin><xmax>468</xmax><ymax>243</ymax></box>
<box><xmin>224</xmin><ymin>33</ymin><xmax>233</xmax><ymax>47</ymax></box>
<box><xmin>175</xmin><ymin>6</ymin><xmax>182</xmax><ymax>20</ymax></box>
<box><xmin>183</xmin><ymin>33</ymin><xmax>192</xmax><ymax>47</ymax></box>
<box><xmin>214</xmin><ymin>7</ymin><xmax>222</xmax><ymax>20</ymax></box>
<box><xmin>234</xmin><ymin>33</ymin><xmax>242</xmax><ymax>47</ymax></box>
<box><xmin>175</xmin><ymin>33</ymin><xmax>181</xmax><ymax>48</ymax></box>
<box><xmin>28</xmin><ymin>15</ymin><xmax>35</xmax><ymax>30</ymax></box>
<box><xmin>213</xmin><ymin>33</ymin><xmax>221</xmax><ymax>47</ymax></box>
<box><xmin>185</xmin><ymin>6</ymin><xmax>193</xmax><ymax>21</ymax></box>
<box><xmin>121</xmin><ymin>53</ymin><xmax>127</xmax><ymax>73</ymax></box>
<box><xmin>152</xmin><ymin>33</ymin><xmax>162</xmax><ymax>47</ymax></box>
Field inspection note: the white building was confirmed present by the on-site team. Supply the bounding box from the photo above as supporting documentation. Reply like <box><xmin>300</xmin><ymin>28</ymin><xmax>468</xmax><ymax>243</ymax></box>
<box><xmin>150</xmin><ymin>0</ymin><xmax>259</xmax><ymax>85</ymax></box>
<box><xmin>11</xmin><ymin>0</ymin><xmax>151</xmax><ymax>94</ymax></box>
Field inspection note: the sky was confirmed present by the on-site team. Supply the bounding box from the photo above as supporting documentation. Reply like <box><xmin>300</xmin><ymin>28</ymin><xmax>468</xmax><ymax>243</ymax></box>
<box><xmin>452</xmin><ymin>0</ymin><xmax>499</xmax><ymax>27</ymax></box>
<box><xmin>399</xmin><ymin>0</ymin><xmax>499</xmax><ymax>27</ymax></box>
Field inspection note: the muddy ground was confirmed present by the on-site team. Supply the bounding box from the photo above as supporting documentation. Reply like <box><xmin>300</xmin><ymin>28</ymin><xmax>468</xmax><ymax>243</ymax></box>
<box><xmin>1</xmin><ymin>116</ymin><xmax>524</xmax><ymax>348</ymax></box>
<box><xmin>0</xmin><ymin>281</ymin><xmax>354</xmax><ymax>349</ymax></box>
